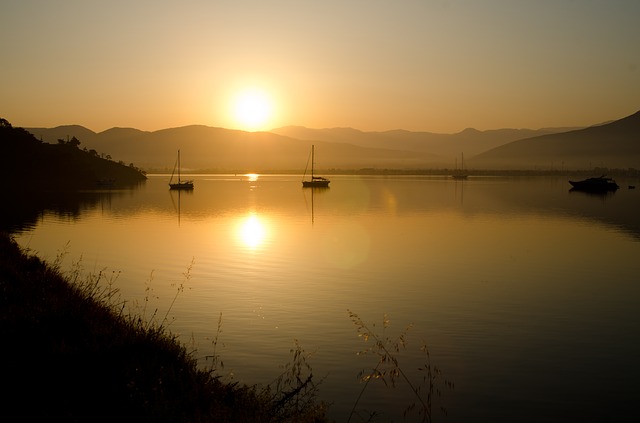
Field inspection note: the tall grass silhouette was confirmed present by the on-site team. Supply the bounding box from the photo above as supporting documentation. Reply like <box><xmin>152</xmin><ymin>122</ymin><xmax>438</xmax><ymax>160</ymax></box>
<box><xmin>348</xmin><ymin>310</ymin><xmax>454</xmax><ymax>422</ymax></box>
<box><xmin>26</xmin><ymin>240</ymin><xmax>454</xmax><ymax>421</ymax></box>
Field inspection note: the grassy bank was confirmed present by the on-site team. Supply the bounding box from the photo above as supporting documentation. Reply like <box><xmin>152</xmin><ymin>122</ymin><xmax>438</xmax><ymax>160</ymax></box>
<box><xmin>0</xmin><ymin>232</ymin><xmax>328</xmax><ymax>422</ymax></box>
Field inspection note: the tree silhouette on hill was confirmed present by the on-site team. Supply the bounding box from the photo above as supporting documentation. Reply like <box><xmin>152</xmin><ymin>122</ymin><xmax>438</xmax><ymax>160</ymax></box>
<box><xmin>1</xmin><ymin>118</ymin><xmax>146</xmax><ymax>190</ymax></box>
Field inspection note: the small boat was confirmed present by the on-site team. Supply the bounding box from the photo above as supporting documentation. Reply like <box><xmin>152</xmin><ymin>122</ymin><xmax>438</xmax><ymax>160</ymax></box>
<box><xmin>302</xmin><ymin>145</ymin><xmax>330</xmax><ymax>188</ymax></box>
<box><xmin>568</xmin><ymin>175</ymin><xmax>619</xmax><ymax>192</ymax></box>
<box><xmin>169</xmin><ymin>149</ymin><xmax>194</xmax><ymax>190</ymax></box>
<box><xmin>451</xmin><ymin>153</ymin><xmax>469</xmax><ymax>180</ymax></box>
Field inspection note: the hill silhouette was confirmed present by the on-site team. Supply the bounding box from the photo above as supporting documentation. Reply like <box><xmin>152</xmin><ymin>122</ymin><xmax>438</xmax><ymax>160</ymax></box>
<box><xmin>0</xmin><ymin>118</ymin><xmax>147</xmax><ymax>191</ymax></box>
<box><xmin>469</xmin><ymin>110</ymin><xmax>640</xmax><ymax>170</ymax></box>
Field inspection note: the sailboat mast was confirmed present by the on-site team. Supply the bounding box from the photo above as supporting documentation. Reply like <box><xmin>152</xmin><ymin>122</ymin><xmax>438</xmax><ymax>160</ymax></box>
<box><xmin>311</xmin><ymin>145</ymin><xmax>315</xmax><ymax>178</ymax></box>
<box><xmin>177</xmin><ymin>149</ymin><xmax>181</xmax><ymax>182</ymax></box>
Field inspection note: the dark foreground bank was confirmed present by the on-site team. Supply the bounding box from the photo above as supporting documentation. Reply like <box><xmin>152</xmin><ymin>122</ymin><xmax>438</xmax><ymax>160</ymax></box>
<box><xmin>0</xmin><ymin>232</ymin><xmax>328</xmax><ymax>422</ymax></box>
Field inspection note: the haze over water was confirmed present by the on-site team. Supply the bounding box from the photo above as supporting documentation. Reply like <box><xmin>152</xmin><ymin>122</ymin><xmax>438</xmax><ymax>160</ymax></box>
<box><xmin>13</xmin><ymin>174</ymin><xmax>640</xmax><ymax>422</ymax></box>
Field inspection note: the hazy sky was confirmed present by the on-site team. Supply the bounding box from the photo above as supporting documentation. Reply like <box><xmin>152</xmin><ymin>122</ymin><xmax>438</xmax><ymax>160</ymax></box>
<box><xmin>2</xmin><ymin>0</ymin><xmax>639</xmax><ymax>133</ymax></box>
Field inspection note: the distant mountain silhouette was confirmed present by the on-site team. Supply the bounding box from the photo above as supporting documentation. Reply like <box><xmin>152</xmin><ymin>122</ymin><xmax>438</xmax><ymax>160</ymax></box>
<box><xmin>27</xmin><ymin>125</ymin><xmax>444</xmax><ymax>172</ymax></box>
<box><xmin>270</xmin><ymin>126</ymin><xmax>573</xmax><ymax>158</ymax></box>
<box><xmin>24</xmin><ymin>109</ymin><xmax>639</xmax><ymax>172</ymax></box>
<box><xmin>469</xmin><ymin>110</ymin><xmax>640</xmax><ymax>170</ymax></box>
<box><xmin>27</xmin><ymin>124</ymin><xmax>97</xmax><ymax>144</ymax></box>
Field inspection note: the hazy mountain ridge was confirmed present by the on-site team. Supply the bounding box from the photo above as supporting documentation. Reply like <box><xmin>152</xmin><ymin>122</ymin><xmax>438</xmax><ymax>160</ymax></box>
<box><xmin>469</xmin><ymin>110</ymin><xmax>640</xmax><ymax>170</ymax></box>
<box><xmin>27</xmin><ymin>125</ymin><xmax>445</xmax><ymax>171</ymax></box>
<box><xmin>269</xmin><ymin>126</ymin><xmax>575</xmax><ymax>158</ymax></box>
<box><xmin>25</xmin><ymin>110</ymin><xmax>640</xmax><ymax>172</ymax></box>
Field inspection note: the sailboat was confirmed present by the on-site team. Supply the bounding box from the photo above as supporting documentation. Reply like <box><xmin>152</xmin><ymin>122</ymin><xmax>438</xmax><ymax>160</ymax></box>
<box><xmin>302</xmin><ymin>145</ymin><xmax>330</xmax><ymax>188</ymax></box>
<box><xmin>451</xmin><ymin>152</ymin><xmax>469</xmax><ymax>180</ymax></box>
<box><xmin>169</xmin><ymin>149</ymin><xmax>194</xmax><ymax>190</ymax></box>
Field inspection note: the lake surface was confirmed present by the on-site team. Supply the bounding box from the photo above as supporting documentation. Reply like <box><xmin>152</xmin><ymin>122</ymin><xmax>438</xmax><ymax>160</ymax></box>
<box><xmin>12</xmin><ymin>174</ymin><xmax>640</xmax><ymax>422</ymax></box>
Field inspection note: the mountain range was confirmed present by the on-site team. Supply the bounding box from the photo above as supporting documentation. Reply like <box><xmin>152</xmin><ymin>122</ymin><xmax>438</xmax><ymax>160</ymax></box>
<box><xmin>25</xmin><ymin>110</ymin><xmax>640</xmax><ymax>173</ymax></box>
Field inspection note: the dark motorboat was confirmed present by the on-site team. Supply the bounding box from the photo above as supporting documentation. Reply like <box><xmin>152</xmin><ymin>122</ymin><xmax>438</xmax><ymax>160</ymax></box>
<box><xmin>568</xmin><ymin>175</ymin><xmax>619</xmax><ymax>192</ymax></box>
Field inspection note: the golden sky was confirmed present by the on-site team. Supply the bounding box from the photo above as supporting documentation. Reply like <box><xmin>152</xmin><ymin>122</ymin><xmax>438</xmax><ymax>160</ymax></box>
<box><xmin>2</xmin><ymin>0</ymin><xmax>639</xmax><ymax>133</ymax></box>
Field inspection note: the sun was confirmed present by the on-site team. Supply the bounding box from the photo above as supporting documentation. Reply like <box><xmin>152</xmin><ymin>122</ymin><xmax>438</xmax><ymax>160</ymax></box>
<box><xmin>232</xmin><ymin>88</ymin><xmax>274</xmax><ymax>131</ymax></box>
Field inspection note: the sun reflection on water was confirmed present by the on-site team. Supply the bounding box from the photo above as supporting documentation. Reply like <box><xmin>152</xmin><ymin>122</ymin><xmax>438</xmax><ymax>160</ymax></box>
<box><xmin>238</xmin><ymin>213</ymin><xmax>268</xmax><ymax>249</ymax></box>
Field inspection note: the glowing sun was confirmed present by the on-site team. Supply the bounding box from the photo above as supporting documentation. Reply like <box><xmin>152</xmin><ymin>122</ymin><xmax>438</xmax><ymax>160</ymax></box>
<box><xmin>232</xmin><ymin>88</ymin><xmax>274</xmax><ymax>131</ymax></box>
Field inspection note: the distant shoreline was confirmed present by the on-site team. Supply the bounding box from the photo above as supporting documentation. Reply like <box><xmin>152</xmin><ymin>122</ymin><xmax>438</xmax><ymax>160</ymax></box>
<box><xmin>144</xmin><ymin>168</ymin><xmax>640</xmax><ymax>177</ymax></box>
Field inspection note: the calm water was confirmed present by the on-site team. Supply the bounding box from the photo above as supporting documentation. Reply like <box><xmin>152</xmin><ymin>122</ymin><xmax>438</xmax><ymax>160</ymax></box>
<box><xmin>12</xmin><ymin>174</ymin><xmax>640</xmax><ymax>422</ymax></box>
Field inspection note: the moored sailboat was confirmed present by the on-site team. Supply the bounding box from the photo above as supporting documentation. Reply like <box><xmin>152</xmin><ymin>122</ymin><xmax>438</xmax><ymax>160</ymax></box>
<box><xmin>451</xmin><ymin>152</ymin><xmax>469</xmax><ymax>180</ymax></box>
<box><xmin>302</xmin><ymin>145</ymin><xmax>330</xmax><ymax>188</ymax></box>
<box><xmin>169</xmin><ymin>149</ymin><xmax>194</xmax><ymax>190</ymax></box>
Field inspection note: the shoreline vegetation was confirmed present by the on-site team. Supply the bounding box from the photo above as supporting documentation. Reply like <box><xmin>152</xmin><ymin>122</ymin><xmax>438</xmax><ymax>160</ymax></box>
<box><xmin>0</xmin><ymin>232</ymin><xmax>329</xmax><ymax>422</ymax></box>
<box><xmin>1</xmin><ymin>231</ymin><xmax>452</xmax><ymax>422</ymax></box>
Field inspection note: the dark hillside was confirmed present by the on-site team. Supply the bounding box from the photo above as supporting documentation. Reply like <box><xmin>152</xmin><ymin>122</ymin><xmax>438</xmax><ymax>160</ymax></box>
<box><xmin>470</xmin><ymin>110</ymin><xmax>640</xmax><ymax>170</ymax></box>
<box><xmin>0</xmin><ymin>118</ymin><xmax>146</xmax><ymax>191</ymax></box>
